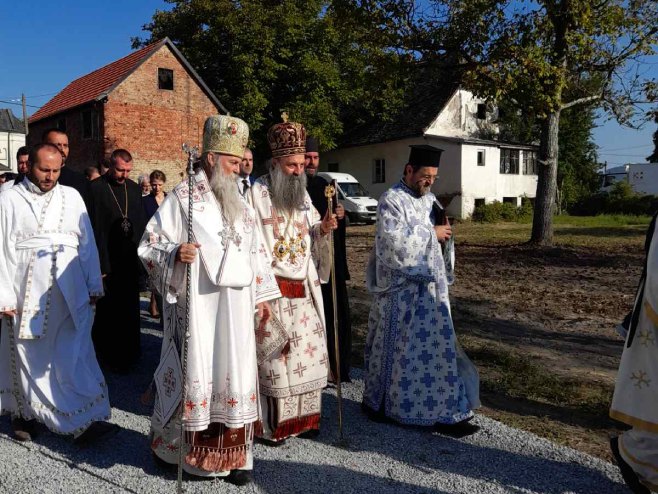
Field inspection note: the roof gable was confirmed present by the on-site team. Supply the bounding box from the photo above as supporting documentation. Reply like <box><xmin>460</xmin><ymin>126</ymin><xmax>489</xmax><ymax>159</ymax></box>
<box><xmin>0</xmin><ymin>109</ymin><xmax>26</xmax><ymax>133</ymax></box>
<box><xmin>340</xmin><ymin>78</ymin><xmax>459</xmax><ymax>148</ymax></box>
<box><xmin>30</xmin><ymin>38</ymin><xmax>226</xmax><ymax>123</ymax></box>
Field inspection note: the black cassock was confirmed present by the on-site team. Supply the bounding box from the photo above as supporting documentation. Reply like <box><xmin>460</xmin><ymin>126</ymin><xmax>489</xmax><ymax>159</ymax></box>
<box><xmin>87</xmin><ymin>175</ymin><xmax>146</xmax><ymax>372</ymax></box>
<box><xmin>307</xmin><ymin>174</ymin><xmax>352</xmax><ymax>382</ymax></box>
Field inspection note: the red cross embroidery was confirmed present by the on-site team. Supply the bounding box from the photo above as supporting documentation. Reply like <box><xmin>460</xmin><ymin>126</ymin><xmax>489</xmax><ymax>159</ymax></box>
<box><xmin>319</xmin><ymin>353</ymin><xmax>329</xmax><ymax>368</ymax></box>
<box><xmin>299</xmin><ymin>312</ymin><xmax>310</xmax><ymax>327</ymax></box>
<box><xmin>293</xmin><ymin>362</ymin><xmax>307</xmax><ymax>378</ymax></box>
<box><xmin>167</xmin><ymin>443</ymin><xmax>178</xmax><ymax>451</ymax></box>
<box><xmin>266</xmin><ymin>370</ymin><xmax>280</xmax><ymax>385</ymax></box>
<box><xmin>146</xmin><ymin>260</ymin><xmax>155</xmax><ymax>271</ymax></box>
<box><xmin>255</xmin><ymin>326</ymin><xmax>271</xmax><ymax>344</ymax></box>
<box><xmin>256</xmin><ymin>275</ymin><xmax>263</xmax><ymax>285</ymax></box>
<box><xmin>289</xmin><ymin>331</ymin><xmax>303</xmax><ymax>348</ymax></box>
<box><xmin>185</xmin><ymin>400</ymin><xmax>196</xmax><ymax>411</ymax></box>
<box><xmin>304</xmin><ymin>342</ymin><xmax>317</xmax><ymax>359</ymax></box>
<box><xmin>250</xmin><ymin>393</ymin><xmax>257</xmax><ymax>402</ymax></box>
<box><xmin>313</xmin><ymin>322</ymin><xmax>324</xmax><ymax>337</ymax></box>
<box><xmin>262</xmin><ymin>206</ymin><xmax>285</xmax><ymax>238</ymax></box>
<box><xmin>200</xmin><ymin>399</ymin><xmax>208</xmax><ymax>408</ymax></box>
<box><xmin>227</xmin><ymin>397</ymin><xmax>239</xmax><ymax>408</ymax></box>
<box><xmin>283</xmin><ymin>301</ymin><xmax>298</xmax><ymax>317</ymax></box>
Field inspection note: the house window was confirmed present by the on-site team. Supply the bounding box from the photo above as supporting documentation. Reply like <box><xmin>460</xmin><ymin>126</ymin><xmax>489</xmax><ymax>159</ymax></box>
<box><xmin>523</xmin><ymin>150</ymin><xmax>538</xmax><ymax>175</ymax></box>
<box><xmin>373</xmin><ymin>158</ymin><xmax>386</xmax><ymax>184</ymax></box>
<box><xmin>477</xmin><ymin>149</ymin><xmax>486</xmax><ymax>167</ymax></box>
<box><xmin>500</xmin><ymin>148</ymin><xmax>520</xmax><ymax>174</ymax></box>
<box><xmin>328</xmin><ymin>162</ymin><xmax>339</xmax><ymax>172</ymax></box>
<box><xmin>81</xmin><ymin>110</ymin><xmax>99</xmax><ymax>140</ymax></box>
<box><xmin>158</xmin><ymin>68</ymin><xmax>174</xmax><ymax>90</ymax></box>
<box><xmin>474</xmin><ymin>198</ymin><xmax>485</xmax><ymax>208</ymax></box>
<box><xmin>503</xmin><ymin>197</ymin><xmax>517</xmax><ymax>205</ymax></box>
<box><xmin>476</xmin><ymin>103</ymin><xmax>487</xmax><ymax>120</ymax></box>
<box><xmin>56</xmin><ymin>117</ymin><xmax>66</xmax><ymax>132</ymax></box>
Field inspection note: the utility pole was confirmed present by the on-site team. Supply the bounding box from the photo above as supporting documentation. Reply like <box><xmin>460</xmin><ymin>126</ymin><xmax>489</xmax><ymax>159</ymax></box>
<box><xmin>22</xmin><ymin>93</ymin><xmax>28</xmax><ymax>136</ymax></box>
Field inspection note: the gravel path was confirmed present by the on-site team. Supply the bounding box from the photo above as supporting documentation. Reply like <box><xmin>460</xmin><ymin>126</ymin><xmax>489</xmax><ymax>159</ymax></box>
<box><xmin>0</xmin><ymin>316</ymin><xmax>628</xmax><ymax>494</ymax></box>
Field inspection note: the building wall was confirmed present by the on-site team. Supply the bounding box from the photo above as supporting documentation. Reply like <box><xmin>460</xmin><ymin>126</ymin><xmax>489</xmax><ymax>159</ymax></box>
<box><xmin>28</xmin><ymin>102</ymin><xmax>104</xmax><ymax>172</ymax></box>
<box><xmin>104</xmin><ymin>44</ymin><xmax>219</xmax><ymax>186</ymax></box>
<box><xmin>0</xmin><ymin>131</ymin><xmax>27</xmax><ymax>172</ymax></box>
<box><xmin>322</xmin><ymin>137</ymin><xmax>464</xmax><ymax>216</ymax></box>
<box><xmin>425</xmin><ymin>89</ymin><xmax>499</xmax><ymax>139</ymax></box>
<box><xmin>459</xmin><ymin>145</ymin><xmax>538</xmax><ymax>217</ymax></box>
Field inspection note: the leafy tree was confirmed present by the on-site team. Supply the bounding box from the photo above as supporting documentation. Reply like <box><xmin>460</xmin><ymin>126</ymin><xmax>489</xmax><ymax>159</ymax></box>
<box><xmin>133</xmin><ymin>0</ymin><xmax>407</xmax><ymax>164</ymax></box>
<box><xmin>413</xmin><ymin>1</ymin><xmax>658</xmax><ymax>245</ymax></box>
<box><xmin>648</xmin><ymin>114</ymin><xmax>658</xmax><ymax>163</ymax></box>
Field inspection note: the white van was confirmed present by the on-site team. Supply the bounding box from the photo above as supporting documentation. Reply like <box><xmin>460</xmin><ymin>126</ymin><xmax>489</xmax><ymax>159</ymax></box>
<box><xmin>317</xmin><ymin>172</ymin><xmax>378</xmax><ymax>224</ymax></box>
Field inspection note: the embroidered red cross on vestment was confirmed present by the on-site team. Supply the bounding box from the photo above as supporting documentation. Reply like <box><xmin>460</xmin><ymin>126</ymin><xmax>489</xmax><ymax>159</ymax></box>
<box><xmin>262</xmin><ymin>206</ymin><xmax>285</xmax><ymax>238</ymax></box>
<box><xmin>304</xmin><ymin>342</ymin><xmax>317</xmax><ymax>358</ymax></box>
<box><xmin>255</xmin><ymin>326</ymin><xmax>271</xmax><ymax>344</ymax></box>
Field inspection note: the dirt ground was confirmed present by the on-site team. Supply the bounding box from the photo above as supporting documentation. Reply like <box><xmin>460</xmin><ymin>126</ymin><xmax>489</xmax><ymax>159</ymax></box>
<box><xmin>344</xmin><ymin>222</ymin><xmax>647</xmax><ymax>461</ymax></box>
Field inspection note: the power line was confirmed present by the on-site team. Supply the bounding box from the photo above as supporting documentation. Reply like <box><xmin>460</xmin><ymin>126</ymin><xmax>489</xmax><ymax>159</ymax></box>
<box><xmin>0</xmin><ymin>92</ymin><xmax>58</xmax><ymax>100</ymax></box>
<box><xmin>0</xmin><ymin>99</ymin><xmax>41</xmax><ymax>109</ymax></box>
<box><xmin>598</xmin><ymin>144</ymin><xmax>652</xmax><ymax>152</ymax></box>
<box><xmin>599</xmin><ymin>152</ymin><xmax>652</xmax><ymax>157</ymax></box>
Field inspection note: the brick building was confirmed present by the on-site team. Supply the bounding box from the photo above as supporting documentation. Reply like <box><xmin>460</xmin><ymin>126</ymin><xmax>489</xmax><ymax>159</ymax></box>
<box><xmin>28</xmin><ymin>38</ymin><xmax>227</xmax><ymax>184</ymax></box>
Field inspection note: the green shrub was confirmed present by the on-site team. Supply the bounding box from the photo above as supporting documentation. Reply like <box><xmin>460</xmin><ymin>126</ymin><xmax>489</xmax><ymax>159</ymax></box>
<box><xmin>471</xmin><ymin>200</ymin><xmax>535</xmax><ymax>223</ymax></box>
<box><xmin>570</xmin><ymin>181</ymin><xmax>658</xmax><ymax>216</ymax></box>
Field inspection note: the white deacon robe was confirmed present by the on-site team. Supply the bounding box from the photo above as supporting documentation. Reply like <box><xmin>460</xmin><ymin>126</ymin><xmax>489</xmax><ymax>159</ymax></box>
<box><xmin>0</xmin><ymin>179</ymin><xmax>110</xmax><ymax>435</ymax></box>
<box><xmin>139</xmin><ymin>170</ymin><xmax>280</xmax><ymax>476</ymax></box>
<box><xmin>611</xmin><ymin>217</ymin><xmax>658</xmax><ymax>491</ymax></box>
<box><xmin>249</xmin><ymin>175</ymin><xmax>331</xmax><ymax>441</ymax></box>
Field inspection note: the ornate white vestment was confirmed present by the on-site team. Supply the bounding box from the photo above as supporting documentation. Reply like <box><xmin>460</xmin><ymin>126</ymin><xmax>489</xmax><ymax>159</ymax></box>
<box><xmin>139</xmin><ymin>170</ymin><xmax>281</xmax><ymax>433</ymax></box>
<box><xmin>0</xmin><ymin>179</ymin><xmax>109</xmax><ymax>435</ymax></box>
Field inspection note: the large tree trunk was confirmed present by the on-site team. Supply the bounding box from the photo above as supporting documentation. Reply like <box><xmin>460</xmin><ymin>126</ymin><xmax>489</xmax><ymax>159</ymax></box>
<box><xmin>530</xmin><ymin>111</ymin><xmax>560</xmax><ymax>245</ymax></box>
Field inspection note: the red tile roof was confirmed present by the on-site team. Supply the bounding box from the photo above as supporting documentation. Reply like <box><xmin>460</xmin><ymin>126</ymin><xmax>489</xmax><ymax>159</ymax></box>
<box><xmin>29</xmin><ymin>40</ymin><xmax>165</xmax><ymax>123</ymax></box>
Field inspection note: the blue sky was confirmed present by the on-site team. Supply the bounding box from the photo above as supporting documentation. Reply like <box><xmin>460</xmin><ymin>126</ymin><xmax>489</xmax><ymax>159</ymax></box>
<box><xmin>1</xmin><ymin>0</ymin><xmax>655</xmax><ymax>166</ymax></box>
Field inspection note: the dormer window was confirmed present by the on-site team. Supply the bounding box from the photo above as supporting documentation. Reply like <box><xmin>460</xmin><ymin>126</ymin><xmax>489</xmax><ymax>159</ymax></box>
<box><xmin>158</xmin><ymin>68</ymin><xmax>174</xmax><ymax>90</ymax></box>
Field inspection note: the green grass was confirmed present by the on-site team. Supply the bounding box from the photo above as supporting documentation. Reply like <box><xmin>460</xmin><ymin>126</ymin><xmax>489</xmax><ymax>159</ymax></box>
<box><xmin>461</xmin><ymin>336</ymin><xmax>613</xmax><ymax>419</ymax></box>
<box><xmin>456</xmin><ymin>214</ymin><xmax>651</xmax><ymax>249</ymax></box>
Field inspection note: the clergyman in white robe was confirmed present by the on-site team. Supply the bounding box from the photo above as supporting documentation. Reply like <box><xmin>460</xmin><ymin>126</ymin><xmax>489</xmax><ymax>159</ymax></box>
<box><xmin>139</xmin><ymin>168</ymin><xmax>281</xmax><ymax>477</ymax></box>
<box><xmin>610</xmin><ymin>213</ymin><xmax>658</xmax><ymax>492</ymax></box>
<box><xmin>0</xmin><ymin>178</ymin><xmax>110</xmax><ymax>436</ymax></box>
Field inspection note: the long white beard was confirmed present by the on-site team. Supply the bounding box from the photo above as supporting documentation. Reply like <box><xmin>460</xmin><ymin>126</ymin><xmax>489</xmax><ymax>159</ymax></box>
<box><xmin>210</xmin><ymin>169</ymin><xmax>243</xmax><ymax>225</ymax></box>
<box><xmin>270</xmin><ymin>165</ymin><xmax>307</xmax><ymax>211</ymax></box>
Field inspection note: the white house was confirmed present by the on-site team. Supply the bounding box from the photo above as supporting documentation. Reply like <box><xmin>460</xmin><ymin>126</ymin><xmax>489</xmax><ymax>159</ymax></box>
<box><xmin>322</xmin><ymin>88</ymin><xmax>539</xmax><ymax>218</ymax></box>
<box><xmin>0</xmin><ymin>109</ymin><xmax>27</xmax><ymax>173</ymax></box>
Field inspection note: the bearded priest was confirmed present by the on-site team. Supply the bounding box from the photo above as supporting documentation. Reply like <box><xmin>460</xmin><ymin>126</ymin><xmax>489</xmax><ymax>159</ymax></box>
<box><xmin>138</xmin><ymin>115</ymin><xmax>281</xmax><ymax>485</ymax></box>
<box><xmin>248</xmin><ymin>117</ymin><xmax>337</xmax><ymax>444</ymax></box>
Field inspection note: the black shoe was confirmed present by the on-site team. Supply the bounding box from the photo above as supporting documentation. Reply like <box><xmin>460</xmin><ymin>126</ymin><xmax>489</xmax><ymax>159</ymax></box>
<box><xmin>74</xmin><ymin>421</ymin><xmax>120</xmax><ymax>446</ymax></box>
<box><xmin>434</xmin><ymin>420</ymin><xmax>481</xmax><ymax>438</ymax></box>
<box><xmin>11</xmin><ymin>418</ymin><xmax>36</xmax><ymax>442</ymax></box>
<box><xmin>298</xmin><ymin>428</ymin><xmax>320</xmax><ymax>439</ymax></box>
<box><xmin>610</xmin><ymin>437</ymin><xmax>650</xmax><ymax>494</ymax></box>
<box><xmin>255</xmin><ymin>436</ymin><xmax>287</xmax><ymax>447</ymax></box>
<box><xmin>361</xmin><ymin>403</ymin><xmax>392</xmax><ymax>424</ymax></box>
<box><xmin>226</xmin><ymin>469</ymin><xmax>253</xmax><ymax>486</ymax></box>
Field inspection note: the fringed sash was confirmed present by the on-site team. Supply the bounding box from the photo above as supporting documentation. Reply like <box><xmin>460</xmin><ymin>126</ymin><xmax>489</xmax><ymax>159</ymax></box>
<box><xmin>275</xmin><ymin>276</ymin><xmax>305</xmax><ymax>298</ymax></box>
<box><xmin>185</xmin><ymin>422</ymin><xmax>253</xmax><ymax>473</ymax></box>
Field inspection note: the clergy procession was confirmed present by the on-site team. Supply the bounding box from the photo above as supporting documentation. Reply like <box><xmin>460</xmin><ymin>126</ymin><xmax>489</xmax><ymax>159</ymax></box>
<box><xmin>0</xmin><ymin>111</ymin><xmax>655</xmax><ymax>493</ymax></box>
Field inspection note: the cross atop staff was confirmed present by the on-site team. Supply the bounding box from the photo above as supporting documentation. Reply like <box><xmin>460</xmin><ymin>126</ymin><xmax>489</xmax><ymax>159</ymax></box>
<box><xmin>182</xmin><ymin>143</ymin><xmax>199</xmax><ymax>176</ymax></box>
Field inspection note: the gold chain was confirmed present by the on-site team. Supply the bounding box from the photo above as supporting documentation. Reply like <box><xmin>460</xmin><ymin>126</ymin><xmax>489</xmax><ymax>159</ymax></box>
<box><xmin>107</xmin><ymin>182</ymin><xmax>128</xmax><ymax>218</ymax></box>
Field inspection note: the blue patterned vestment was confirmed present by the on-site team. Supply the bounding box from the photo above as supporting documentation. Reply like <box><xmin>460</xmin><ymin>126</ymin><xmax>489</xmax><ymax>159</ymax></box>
<box><xmin>363</xmin><ymin>180</ymin><xmax>480</xmax><ymax>425</ymax></box>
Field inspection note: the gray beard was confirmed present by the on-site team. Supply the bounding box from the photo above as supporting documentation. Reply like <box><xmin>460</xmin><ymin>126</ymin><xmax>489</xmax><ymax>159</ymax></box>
<box><xmin>269</xmin><ymin>165</ymin><xmax>307</xmax><ymax>211</ymax></box>
<box><xmin>210</xmin><ymin>169</ymin><xmax>243</xmax><ymax>225</ymax></box>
